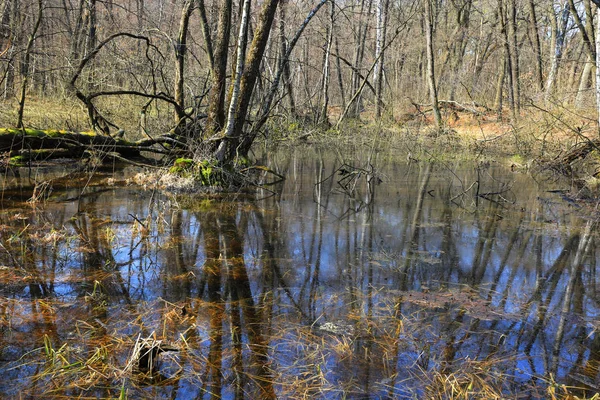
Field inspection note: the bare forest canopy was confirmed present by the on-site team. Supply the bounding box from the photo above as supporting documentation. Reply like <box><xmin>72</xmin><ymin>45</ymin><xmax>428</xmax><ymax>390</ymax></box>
<box><xmin>2</xmin><ymin>0</ymin><xmax>600</xmax><ymax>166</ymax></box>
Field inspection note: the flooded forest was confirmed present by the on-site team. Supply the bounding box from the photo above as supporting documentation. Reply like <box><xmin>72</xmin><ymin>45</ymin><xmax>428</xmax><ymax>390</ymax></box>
<box><xmin>2</xmin><ymin>0</ymin><xmax>600</xmax><ymax>398</ymax></box>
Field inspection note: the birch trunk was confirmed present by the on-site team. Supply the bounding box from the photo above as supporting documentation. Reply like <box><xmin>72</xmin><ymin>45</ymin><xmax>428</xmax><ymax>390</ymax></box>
<box><xmin>374</xmin><ymin>0</ymin><xmax>388</xmax><ymax>117</ymax></box>
<box><xmin>222</xmin><ymin>0</ymin><xmax>251</xmax><ymax>141</ymax></box>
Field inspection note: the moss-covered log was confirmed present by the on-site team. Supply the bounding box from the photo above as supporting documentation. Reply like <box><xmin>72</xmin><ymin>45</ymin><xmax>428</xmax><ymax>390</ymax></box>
<box><xmin>0</xmin><ymin>128</ymin><xmax>189</xmax><ymax>164</ymax></box>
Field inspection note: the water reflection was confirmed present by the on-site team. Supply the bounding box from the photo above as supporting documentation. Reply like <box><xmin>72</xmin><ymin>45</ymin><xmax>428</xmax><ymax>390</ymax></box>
<box><xmin>0</xmin><ymin>147</ymin><xmax>598</xmax><ymax>398</ymax></box>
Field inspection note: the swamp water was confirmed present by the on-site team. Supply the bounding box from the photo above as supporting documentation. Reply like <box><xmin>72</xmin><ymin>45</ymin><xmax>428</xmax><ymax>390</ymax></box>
<box><xmin>0</xmin><ymin>146</ymin><xmax>598</xmax><ymax>399</ymax></box>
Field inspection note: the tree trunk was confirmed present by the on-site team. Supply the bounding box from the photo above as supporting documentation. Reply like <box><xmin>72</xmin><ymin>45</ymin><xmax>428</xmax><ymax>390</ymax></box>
<box><xmin>545</xmin><ymin>1</ymin><xmax>570</xmax><ymax>104</ymax></box>
<box><xmin>16</xmin><ymin>0</ymin><xmax>42</xmax><ymax>128</ymax></box>
<box><xmin>251</xmin><ymin>0</ymin><xmax>328</xmax><ymax>134</ymax></box>
<box><xmin>425</xmin><ymin>0</ymin><xmax>441</xmax><ymax>130</ymax></box>
<box><xmin>527</xmin><ymin>0</ymin><xmax>544</xmax><ymax>91</ymax></box>
<box><xmin>86</xmin><ymin>0</ymin><xmax>97</xmax><ymax>55</ymax></box>
<box><xmin>217</xmin><ymin>0</ymin><xmax>281</xmax><ymax>162</ymax></box>
<box><xmin>576</xmin><ymin>55</ymin><xmax>593</xmax><ymax>108</ymax></box>
<box><xmin>499</xmin><ymin>0</ymin><xmax>515</xmax><ymax>120</ymax></box>
<box><xmin>278</xmin><ymin>3</ymin><xmax>297</xmax><ymax>118</ymax></box>
<box><xmin>374</xmin><ymin>0</ymin><xmax>388</xmax><ymax>117</ymax></box>
<box><xmin>509</xmin><ymin>0</ymin><xmax>520</xmax><ymax>113</ymax></box>
<box><xmin>494</xmin><ymin>56</ymin><xmax>506</xmax><ymax>120</ymax></box>
<box><xmin>205</xmin><ymin>0</ymin><xmax>232</xmax><ymax>137</ymax></box>
<box><xmin>570</xmin><ymin>0</ymin><xmax>596</xmax><ymax>107</ymax></box>
<box><xmin>318</xmin><ymin>0</ymin><xmax>334</xmax><ymax>125</ymax></box>
<box><xmin>197</xmin><ymin>0</ymin><xmax>215</xmax><ymax>70</ymax></box>
<box><xmin>349</xmin><ymin>0</ymin><xmax>372</xmax><ymax>118</ymax></box>
<box><xmin>596</xmin><ymin>5</ymin><xmax>600</xmax><ymax>137</ymax></box>
<box><xmin>221</xmin><ymin>0</ymin><xmax>251</xmax><ymax>142</ymax></box>
<box><xmin>335</xmin><ymin>36</ymin><xmax>346</xmax><ymax>112</ymax></box>
<box><xmin>174</xmin><ymin>0</ymin><xmax>194</xmax><ymax>125</ymax></box>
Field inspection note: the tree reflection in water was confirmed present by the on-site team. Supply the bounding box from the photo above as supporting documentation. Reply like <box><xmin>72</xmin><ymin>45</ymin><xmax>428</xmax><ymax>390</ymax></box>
<box><xmin>0</xmin><ymin>148</ymin><xmax>598</xmax><ymax>398</ymax></box>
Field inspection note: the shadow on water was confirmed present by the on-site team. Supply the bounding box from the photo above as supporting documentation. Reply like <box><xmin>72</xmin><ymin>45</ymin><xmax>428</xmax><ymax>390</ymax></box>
<box><xmin>0</xmin><ymin>147</ymin><xmax>598</xmax><ymax>398</ymax></box>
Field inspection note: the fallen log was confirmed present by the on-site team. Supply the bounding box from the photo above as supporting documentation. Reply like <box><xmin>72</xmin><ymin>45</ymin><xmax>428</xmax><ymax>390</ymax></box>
<box><xmin>0</xmin><ymin>128</ymin><xmax>189</xmax><ymax>165</ymax></box>
<box><xmin>548</xmin><ymin>139</ymin><xmax>600</xmax><ymax>174</ymax></box>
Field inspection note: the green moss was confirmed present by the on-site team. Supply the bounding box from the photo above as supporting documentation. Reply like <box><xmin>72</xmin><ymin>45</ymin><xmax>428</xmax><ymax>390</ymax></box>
<box><xmin>509</xmin><ymin>154</ymin><xmax>525</xmax><ymax>165</ymax></box>
<box><xmin>169</xmin><ymin>158</ymin><xmax>194</xmax><ymax>174</ymax></box>
<box><xmin>9</xmin><ymin>155</ymin><xmax>26</xmax><ymax>167</ymax></box>
<box><xmin>197</xmin><ymin>199</ymin><xmax>214</xmax><ymax>211</ymax></box>
<box><xmin>234</xmin><ymin>156</ymin><xmax>250</xmax><ymax>168</ymax></box>
<box><xmin>198</xmin><ymin>160</ymin><xmax>217</xmax><ymax>186</ymax></box>
<box><xmin>0</xmin><ymin>128</ymin><xmax>97</xmax><ymax>137</ymax></box>
<box><xmin>167</xmin><ymin>158</ymin><xmax>227</xmax><ymax>187</ymax></box>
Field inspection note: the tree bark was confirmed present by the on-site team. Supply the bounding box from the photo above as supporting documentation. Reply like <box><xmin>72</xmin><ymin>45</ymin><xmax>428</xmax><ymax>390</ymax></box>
<box><xmin>545</xmin><ymin>1</ymin><xmax>570</xmax><ymax>104</ymax></box>
<box><xmin>318</xmin><ymin>0</ymin><xmax>334</xmax><ymax>125</ymax></box>
<box><xmin>217</xmin><ymin>0</ymin><xmax>280</xmax><ymax>161</ymax></box>
<box><xmin>374</xmin><ymin>0</ymin><xmax>389</xmax><ymax>117</ymax></box>
<box><xmin>425</xmin><ymin>0</ymin><xmax>441</xmax><ymax>130</ymax></box>
<box><xmin>197</xmin><ymin>0</ymin><xmax>214</xmax><ymax>70</ymax></box>
<box><xmin>251</xmin><ymin>0</ymin><xmax>328</xmax><ymax>134</ymax></box>
<box><xmin>499</xmin><ymin>0</ymin><xmax>515</xmax><ymax>120</ymax></box>
<box><xmin>222</xmin><ymin>0</ymin><xmax>251</xmax><ymax>141</ymax></box>
<box><xmin>16</xmin><ymin>0</ymin><xmax>42</xmax><ymax>128</ymax></box>
<box><xmin>278</xmin><ymin>2</ymin><xmax>297</xmax><ymax>118</ymax></box>
<box><xmin>174</xmin><ymin>0</ymin><xmax>194</xmax><ymax>124</ymax></box>
<box><xmin>494</xmin><ymin>56</ymin><xmax>506</xmax><ymax>120</ymax></box>
<box><xmin>596</xmin><ymin>5</ymin><xmax>600</xmax><ymax>137</ymax></box>
<box><xmin>509</xmin><ymin>0</ymin><xmax>520</xmax><ymax>113</ymax></box>
<box><xmin>349</xmin><ymin>0</ymin><xmax>372</xmax><ymax>118</ymax></box>
<box><xmin>527</xmin><ymin>0</ymin><xmax>544</xmax><ymax>91</ymax></box>
<box><xmin>205</xmin><ymin>0</ymin><xmax>232</xmax><ymax>137</ymax></box>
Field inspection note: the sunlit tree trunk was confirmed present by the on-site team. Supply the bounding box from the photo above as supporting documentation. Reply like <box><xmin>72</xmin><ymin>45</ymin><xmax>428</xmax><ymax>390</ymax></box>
<box><xmin>571</xmin><ymin>0</ymin><xmax>596</xmax><ymax>107</ymax></box>
<box><xmin>374</xmin><ymin>0</ymin><xmax>388</xmax><ymax>117</ymax></box>
<box><xmin>349</xmin><ymin>0</ymin><xmax>372</xmax><ymax>118</ymax></box>
<box><xmin>16</xmin><ymin>0</ymin><xmax>42</xmax><ymax>128</ymax></box>
<box><xmin>494</xmin><ymin>57</ymin><xmax>506</xmax><ymax>120</ymax></box>
<box><xmin>318</xmin><ymin>0</ymin><xmax>334</xmax><ymax>125</ymax></box>
<box><xmin>424</xmin><ymin>0</ymin><xmax>441</xmax><ymax>130</ymax></box>
<box><xmin>335</xmin><ymin>36</ymin><xmax>346</xmax><ymax>112</ymax></box>
<box><xmin>499</xmin><ymin>0</ymin><xmax>515</xmax><ymax>120</ymax></box>
<box><xmin>596</xmin><ymin>5</ymin><xmax>600</xmax><ymax>136</ymax></box>
<box><xmin>278</xmin><ymin>2</ymin><xmax>297</xmax><ymax>118</ymax></box>
<box><xmin>545</xmin><ymin>0</ymin><xmax>570</xmax><ymax>104</ymax></box>
<box><xmin>576</xmin><ymin>56</ymin><xmax>593</xmax><ymax>107</ymax></box>
<box><xmin>252</xmin><ymin>0</ymin><xmax>328</xmax><ymax>134</ymax></box>
<box><xmin>205</xmin><ymin>0</ymin><xmax>232</xmax><ymax>137</ymax></box>
<box><xmin>0</xmin><ymin>0</ymin><xmax>18</xmax><ymax>98</ymax></box>
<box><xmin>509</xmin><ymin>0</ymin><xmax>520</xmax><ymax>113</ymax></box>
<box><xmin>197</xmin><ymin>0</ymin><xmax>214</xmax><ymax>70</ymax></box>
<box><xmin>222</xmin><ymin>0</ymin><xmax>251</xmax><ymax>140</ymax></box>
<box><xmin>174</xmin><ymin>0</ymin><xmax>194</xmax><ymax>125</ymax></box>
<box><xmin>217</xmin><ymin>0</ymin><xmax>281</xmax><ymax>161</ymax></box>
<box><xmin>527</xmin><ymin>0</ymin><xmax>543</xmax><ymax>92</ymax></box>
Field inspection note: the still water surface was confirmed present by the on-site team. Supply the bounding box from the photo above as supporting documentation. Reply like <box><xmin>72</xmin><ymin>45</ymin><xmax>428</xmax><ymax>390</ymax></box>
<box><xmin>0</xmin><ymin>146</ymin><xmax>598</xmax><ymax>398</ymax></box>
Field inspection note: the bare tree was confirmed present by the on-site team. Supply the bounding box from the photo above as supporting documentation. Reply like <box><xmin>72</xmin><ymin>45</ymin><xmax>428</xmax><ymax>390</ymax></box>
<box><xmin>424</xmin><ymin>0</ymin><xmax>441</xmax><ymax>129</ymax></box>
<box><xmin>545</xmin><ymin>0</ymin><xmax>570</xmax><ymax>103</ymax></box>
<box><xmin>16</xmin><ymin>0</ymin><xmax>42</xmax><ymax>128</ymax></box>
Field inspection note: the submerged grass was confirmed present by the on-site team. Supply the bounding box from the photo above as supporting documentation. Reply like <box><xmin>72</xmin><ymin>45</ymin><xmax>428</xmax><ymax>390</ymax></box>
<box><xmin>0</xmin><ymin>273</ymin><xmax>598</xmax><ymax>398</ymax></box>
